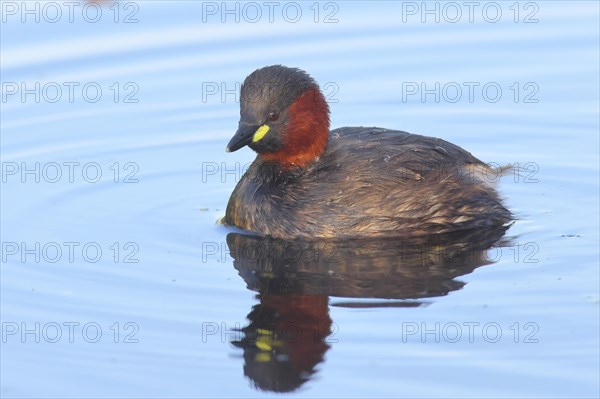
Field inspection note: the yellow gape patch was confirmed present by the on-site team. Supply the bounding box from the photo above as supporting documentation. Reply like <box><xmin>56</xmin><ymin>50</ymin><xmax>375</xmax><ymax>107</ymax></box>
<box><xmin>252</xmin><ymin>125</ymin><xmax>270</xmax><ymax>142</ymax></box>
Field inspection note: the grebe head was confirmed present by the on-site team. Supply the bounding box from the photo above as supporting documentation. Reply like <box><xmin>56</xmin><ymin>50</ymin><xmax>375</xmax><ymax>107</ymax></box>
<box><xmin>226</xmin><ymin>65</ymin><xmax>330</xmax><ymax>168</ymax></box>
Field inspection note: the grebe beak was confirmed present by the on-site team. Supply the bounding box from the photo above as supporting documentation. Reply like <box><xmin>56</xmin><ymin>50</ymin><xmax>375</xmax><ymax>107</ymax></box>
<box><xmin>226</xmin><ymin>124</ymin><xmax>259</xmax><ymax>152</ymax></box>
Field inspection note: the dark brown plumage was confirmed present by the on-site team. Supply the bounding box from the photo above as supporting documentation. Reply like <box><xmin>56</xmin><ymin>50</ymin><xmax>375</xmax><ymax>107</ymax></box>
<box><xmin>224</xmin><ymin>65</ymin><xmax>512</xmax><ymax>239</ymax></box>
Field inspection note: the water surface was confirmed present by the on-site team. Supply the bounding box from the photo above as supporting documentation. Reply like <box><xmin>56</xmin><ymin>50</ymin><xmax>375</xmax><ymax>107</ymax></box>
<box><xmin>1</xmin><ymin>1</ymin><xmax>599</xmax><ymax>397</ymax></box>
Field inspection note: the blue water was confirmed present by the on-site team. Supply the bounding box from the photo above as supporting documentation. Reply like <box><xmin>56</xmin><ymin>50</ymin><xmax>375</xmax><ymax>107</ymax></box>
<box><xmin>1</xmin><ymin>1</ymin><xmax>599</xmax><ymax>397</ymax></box>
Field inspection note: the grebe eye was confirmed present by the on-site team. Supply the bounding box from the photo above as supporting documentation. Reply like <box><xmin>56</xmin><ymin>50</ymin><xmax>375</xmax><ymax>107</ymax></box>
<box><xmin>268</xmin><ymin>110</ymin><xmax>279</xmax><ymax>122</ymax></box>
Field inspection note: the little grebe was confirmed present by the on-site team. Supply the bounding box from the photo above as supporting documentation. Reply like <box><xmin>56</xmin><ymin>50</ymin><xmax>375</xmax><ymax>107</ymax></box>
<box><xmin>224</xmin><ymin>65</ymin><xmax>511</xmax><ymax>239</ymax></box>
